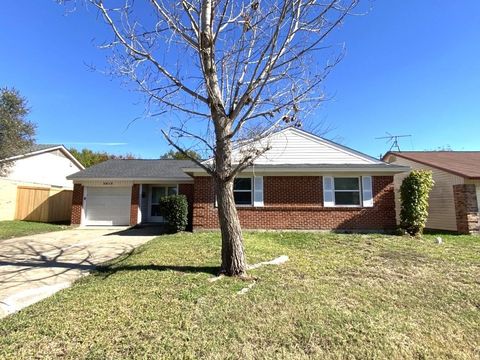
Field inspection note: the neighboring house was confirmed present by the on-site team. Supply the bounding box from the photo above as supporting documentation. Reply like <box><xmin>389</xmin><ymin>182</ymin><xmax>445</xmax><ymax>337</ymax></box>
<box><xmin>67</xmin><ymin>128</ymin><xmax>408</xmax><ymax>231</ymax></box>
<box><xmin>383</xmin><ymin>151</ymin><xmax>480</xmax><ymax>234</ymax></box>
<box><xmin>0</xmin><ymin>144</ymin><xmax>84</xmax><ymax>222</ymax></box>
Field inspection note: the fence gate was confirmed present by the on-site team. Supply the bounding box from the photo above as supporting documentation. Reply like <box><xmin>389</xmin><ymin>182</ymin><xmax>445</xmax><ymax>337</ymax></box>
<box><xmin>15</xmin><ymin>187</ymin><xmax>73</xmax><ymax>223</ymax></box>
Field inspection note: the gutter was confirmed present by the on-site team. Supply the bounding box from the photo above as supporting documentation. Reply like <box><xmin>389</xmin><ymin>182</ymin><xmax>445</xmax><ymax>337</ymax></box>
<box><xmin>67</xmin><ymin>177</ymin><xmax>194</xmax><ymax>182</ymax></box>
<box><xmin>182</xmin><ymin>165</ymin><xmax>410</xmax><ymax>175</ymax></box>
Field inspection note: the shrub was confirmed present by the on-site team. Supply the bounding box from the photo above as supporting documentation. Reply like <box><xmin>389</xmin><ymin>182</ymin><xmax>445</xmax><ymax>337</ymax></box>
<box><xmin>400</xmin><ymin>170</ymin><xmax>435</xmax><ymax>236</ymax></box>
<box><xmin>159</xmin><ymin>194</ymin><xmax>188</xmax><ymax>233</ymax></box>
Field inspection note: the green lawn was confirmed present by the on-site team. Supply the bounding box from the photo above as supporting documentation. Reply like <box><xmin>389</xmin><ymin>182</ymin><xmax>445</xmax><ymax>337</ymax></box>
<box><xmin>0</xmin><ymin>220</ymin><xmax>68</xmax><ymax>240</ymax></box>
<box><xmin>0</xmin><ymin>232</ymin><xmax>479</xmax><ymax>359</ymax></box>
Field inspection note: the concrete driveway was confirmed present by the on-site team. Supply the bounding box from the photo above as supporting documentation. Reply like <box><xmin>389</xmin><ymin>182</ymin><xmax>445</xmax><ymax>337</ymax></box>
<box><xmin>0</xmin><ymin>227</ymin><xmax>160</xmax><ymax>318</ymax></box>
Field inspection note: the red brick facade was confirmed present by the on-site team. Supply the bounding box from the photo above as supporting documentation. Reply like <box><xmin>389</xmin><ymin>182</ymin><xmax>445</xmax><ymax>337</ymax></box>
<box><xmin>453</xmin><ymin>184</ymin><xmax>479</xmax><ymax>234</ymax></box>
<box><xmin>130</xmin><ymin>184</ymin><xmax>140</xmax><ymax>226</ymax></box>
<box><xmin>71</xmin><ymin>184</ymin><xmax>84</xmax><ymax>225</ymax></box>
<box><xmin>71</xmin><ymin>177</ymin><xmax>396</xmax><ymax>231</ymax></box>
<box><xmin>192</xmin><ymin>176</ymin><xmax>396</xmax><ymax>231</ymax></box>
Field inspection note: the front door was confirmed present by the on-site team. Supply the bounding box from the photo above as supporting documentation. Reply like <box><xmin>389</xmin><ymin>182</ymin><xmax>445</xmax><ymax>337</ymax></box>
<box><xmin>148</xmin><ymin>185</ymin><xmax>178</xmax><ymax>222</ymax></box>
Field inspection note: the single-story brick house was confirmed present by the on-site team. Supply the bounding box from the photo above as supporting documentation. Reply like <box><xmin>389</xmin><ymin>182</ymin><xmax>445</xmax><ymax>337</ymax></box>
<box><xmin>383</xmin><ymin>151</ymin><xmax>480</xmax><ymax>234</ymax></box>
<box><xmin>67</xmin><ymin>128</ymin><xmax>408</xmax><ymax>231</ymax></box>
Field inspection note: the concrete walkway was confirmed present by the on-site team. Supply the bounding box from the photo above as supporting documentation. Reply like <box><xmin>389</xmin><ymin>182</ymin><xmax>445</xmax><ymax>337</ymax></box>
<box><xmin>0</xmin><ymin>227</ymin><xmax>160</xmax><ymax>318</ymax></box>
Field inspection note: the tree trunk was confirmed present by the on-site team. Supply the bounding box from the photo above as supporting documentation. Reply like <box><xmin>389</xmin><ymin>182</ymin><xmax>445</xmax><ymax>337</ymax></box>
<box><xmin>198</xmin><ymin>0</ymin><xmax>246</xmax><ymax>276</ymax></box>
<box><xmin>215</xmin><ymin>177</ymin><xmax>247</xmax><ymax>276</ymax></box>
<box><xmin>212</xmin><ymin>114</ymin><xmax>247</xmax><ymax>276</ymax></box>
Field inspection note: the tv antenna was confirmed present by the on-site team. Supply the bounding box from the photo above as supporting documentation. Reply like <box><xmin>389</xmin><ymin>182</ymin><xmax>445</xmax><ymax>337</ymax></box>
<box><xmin>375</xmin><ymin>133</ymin><xmax>412</xmax><ymax>152</ymax></box>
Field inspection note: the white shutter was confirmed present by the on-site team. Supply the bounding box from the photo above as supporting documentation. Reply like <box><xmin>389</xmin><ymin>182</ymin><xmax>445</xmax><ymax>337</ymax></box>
<box><xmin>253</xmin><ymin>176</ymin><xmax>264</xmax><ymax>207</ymax></box>
<box><xmin>323</xmin><ymin>176</ymin><xmax>334</xmax><ymax>207</ymax></box>
<box><xmin>362</xmin><ymin>176</ymin><xmax>373</xmax><ymax>207</ymax></box>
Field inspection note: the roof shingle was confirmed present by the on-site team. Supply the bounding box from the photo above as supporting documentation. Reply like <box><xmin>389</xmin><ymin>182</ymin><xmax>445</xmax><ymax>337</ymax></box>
<box><xmin>385</xmin><ymin>151</ymin><xmax>480</xmax><ymax>179</ymax></box>
<box><xmin>67</xmin><ymin>159</ymin><xmax>195</xmax><ymax>180</ymax></box>
<box><xmin>0</xmin><ymin>144</ymin><xmax>63</xmax><ymax>159</ymax></box>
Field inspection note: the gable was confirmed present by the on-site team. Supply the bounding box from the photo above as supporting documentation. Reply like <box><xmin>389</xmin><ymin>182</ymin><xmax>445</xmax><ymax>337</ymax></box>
<box><xmin>233</xmin><ymin>128</ymin><xmax>381</xmax><ymax>165</ymax></box>
<box><xmin>3</xmin><ymin>149</ymin><xmax>84</xmax><ymax>188</ymax></box>
<box><xmin>1</xmin><ymin>144</ymin><xmax>84</xmax><ymax>171</ymax></box>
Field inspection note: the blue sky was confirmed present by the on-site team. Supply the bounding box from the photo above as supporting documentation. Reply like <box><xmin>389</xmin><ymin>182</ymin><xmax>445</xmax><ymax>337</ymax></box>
<box><xmin>1</xmin><ymin>1</ymin><xmax>479</xmax><ymax>159</ymax></box>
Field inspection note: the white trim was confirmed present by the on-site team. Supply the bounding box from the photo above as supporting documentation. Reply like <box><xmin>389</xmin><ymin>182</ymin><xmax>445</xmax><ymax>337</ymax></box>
<box><xmin>70</xmin><ymin>177</ymin><xmax>193</xmax><ymax>183</ymax></box>
<box><xmin>183</xmin><ymin>166</ymin><xmax>408</xmax><ymax>175</ymax></box>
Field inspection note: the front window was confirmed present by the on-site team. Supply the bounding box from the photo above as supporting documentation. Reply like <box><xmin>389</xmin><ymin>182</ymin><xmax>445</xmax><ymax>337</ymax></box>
<box><xmin>334</xmin><ymin>177</ymin><xmax>361</xmax><ymax>206</ymax></box>
<box><xmin>233</xmin><ymin>178</ymin><xmax>252</xmax><ymax>205</ymax></box>
<box><xmin>151</xmin><ymin>186</ymin><xmax>178</xmax><ymax>216</ymax></box>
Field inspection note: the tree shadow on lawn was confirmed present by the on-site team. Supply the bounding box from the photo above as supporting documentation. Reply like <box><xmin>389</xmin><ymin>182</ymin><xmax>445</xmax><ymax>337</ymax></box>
<box><xmin>95</xmin><ymin>264</ymin><xmax>219</xmax><ymax>278</ymax></box>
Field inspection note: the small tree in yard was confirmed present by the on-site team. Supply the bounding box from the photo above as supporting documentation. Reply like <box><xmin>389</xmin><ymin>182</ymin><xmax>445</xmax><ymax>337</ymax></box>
<box><xmin>61</xmin><ymin>0</ymin><xmax>359</xmax><ymax>276</ymax></box>
<box><xmin>0</xmin><ymin>88</ymin><xmax>36</xmax><ymax>175</ymax></box>
<box><xmin>400</xmin><ymin>170</ymin><xmax>435</xmax><ymax>236</ymax></box>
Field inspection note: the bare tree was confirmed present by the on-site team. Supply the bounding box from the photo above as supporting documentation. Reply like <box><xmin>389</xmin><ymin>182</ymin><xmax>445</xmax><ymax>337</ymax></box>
<box><xmin>62</xmin><ymin>0</ymin><xmax>358</xmax><ymax>276</ymax></box>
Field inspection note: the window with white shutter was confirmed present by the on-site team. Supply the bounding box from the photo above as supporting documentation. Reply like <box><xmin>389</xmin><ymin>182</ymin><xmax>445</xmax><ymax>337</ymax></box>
<box><xmin>333</xmin><ymin>177</ymin><xmax>361</xmax><ymax>206</ymax></box>
<box><xmin>233</xmin><ymin>178</ymin><xmax>253</xmax><ymax>205</ymax></box>
<box><xmin>324</xmin><ymin>176</ymin><xmax>372</xmax><ymax>207</ymax></box>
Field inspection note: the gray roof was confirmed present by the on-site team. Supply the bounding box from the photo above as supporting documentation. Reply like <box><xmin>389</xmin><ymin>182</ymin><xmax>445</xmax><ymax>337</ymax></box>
<box><xmin>67</xmin><ymin>159</ymin><xmax>196</xmax><ymax>180</ymax></box>
<box><xmin>29</xmin><ymin>144</ymin><xmax>63</xmax><ymax>152</ymax></box>
<box><xmin>2</xmin><ymin>144</ymin><xmax>63</xmax><ymax>159</ymax></box>
<box><xmin>68</xmin><ymin>159</ymin><xmax>407</xmax><ymax>181</ymax></box>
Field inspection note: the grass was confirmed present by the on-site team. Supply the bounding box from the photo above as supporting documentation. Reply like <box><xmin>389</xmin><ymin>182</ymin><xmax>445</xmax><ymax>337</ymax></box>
<box><xmin>0</xmin><ymin>232</ymin><xmax>479</xmax><ymax>359</ymax></box>
<box><xmin>0</xmin><ymin>220</ymin><xmax>68</xmax><ymax>240</ymax></box>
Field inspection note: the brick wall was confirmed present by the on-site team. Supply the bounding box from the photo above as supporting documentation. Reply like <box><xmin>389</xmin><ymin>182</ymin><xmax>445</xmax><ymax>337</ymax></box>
<box><xmin>71</xmin><ymin>184</ymin><xmax>84</xmax><ymax>225</ymax></box>
<box><xmin>130</xmin><ymin>184</ymin><xmax>140</xmax><ymax>226</ymax></box>
<box><xmin>192</xmin><ymin>176</ymin><xmax>396</xmax><ymax>231</ymax></box>
<box><xmin>453</xmin><ymin>184</ymin><xmax>479</xmax><ymax>234</ymax></box>
<box><xmin>265</xmin><ymin>176</ymin><xmax>323</xmax><ymax>206</ymax></box>
<box><xmin>179</xmin><ymin>183</ymin><xmax>195</xmax><ymax>230</ymax></box>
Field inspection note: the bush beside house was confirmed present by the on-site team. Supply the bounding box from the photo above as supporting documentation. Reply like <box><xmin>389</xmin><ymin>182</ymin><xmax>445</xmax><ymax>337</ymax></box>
<box><xmin>400</xmin><ymin>170</ymin><xmax>435</xmax><ymax>236</ymax></box>
<box><xmin>159</xmin><ymin>194</ymin><xmax>188</xmax><ymax>232</ymax></box>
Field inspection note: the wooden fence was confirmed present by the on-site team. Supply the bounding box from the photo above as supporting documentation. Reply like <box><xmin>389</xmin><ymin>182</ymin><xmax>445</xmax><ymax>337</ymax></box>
<box><xmin>15</xmin><ymin>187</ymin><xmax>73</xmax><ymax>223</ymax></box>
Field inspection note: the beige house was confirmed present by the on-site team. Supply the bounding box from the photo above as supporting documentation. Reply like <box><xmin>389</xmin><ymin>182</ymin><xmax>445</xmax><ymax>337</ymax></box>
<box><xmin>383</xmin><ymin>151</ymin><xmax>480</xmax><ymax>234</ymax></box>
<box><xmin>0</xmin><ymin>145</ymin><xmax>84</xmax><ymax>222</ymax></box>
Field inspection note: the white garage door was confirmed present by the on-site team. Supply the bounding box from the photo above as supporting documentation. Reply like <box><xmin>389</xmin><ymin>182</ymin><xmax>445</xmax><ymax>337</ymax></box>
<box><xmin>85</xmin><ymin>187</ymin><xmax>132</xmax><ymax>226</ymax></box>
